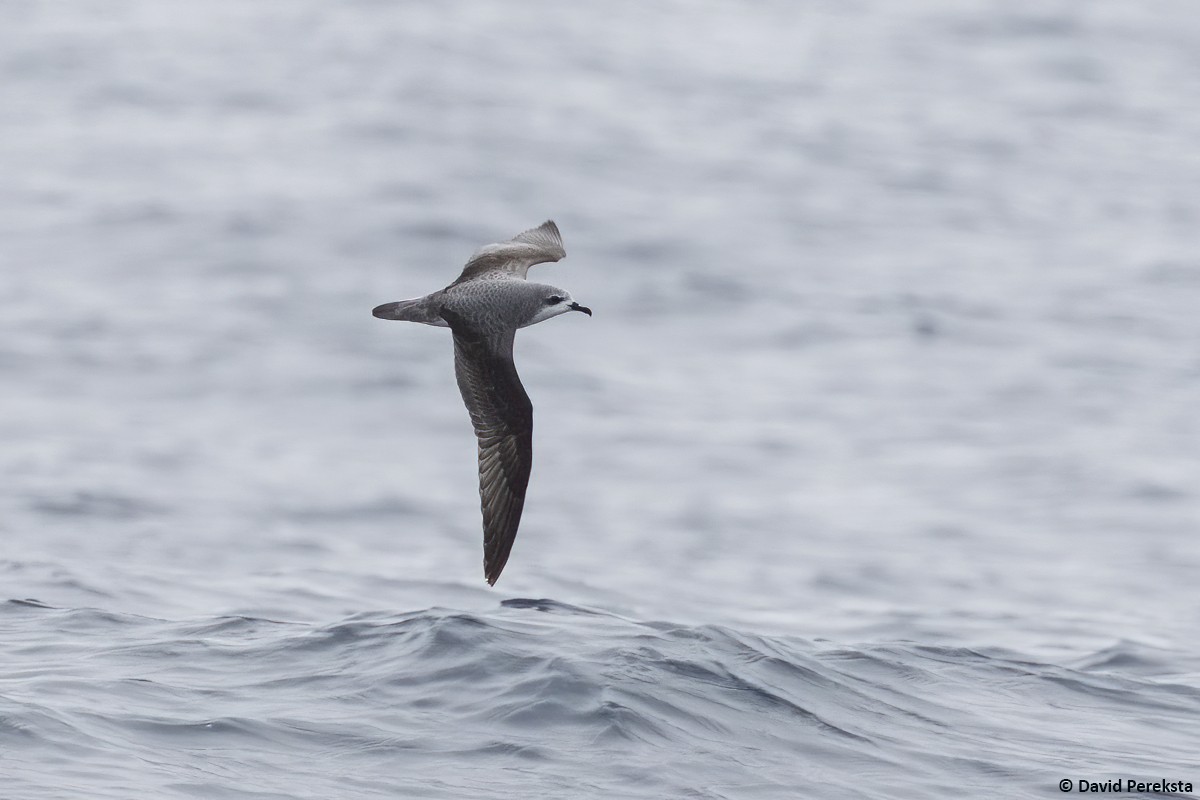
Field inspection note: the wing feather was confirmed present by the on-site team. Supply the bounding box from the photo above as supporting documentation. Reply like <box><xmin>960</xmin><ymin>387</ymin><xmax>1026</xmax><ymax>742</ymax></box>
<box><xmin>453</xmin><ymin>220</ymin><xmax>565</xmax><ymax>284</ymax></box>
<box><xmin>440</xmin><ymin>309</ymin><xmax>533</xmax><ymax>585</ymax></box>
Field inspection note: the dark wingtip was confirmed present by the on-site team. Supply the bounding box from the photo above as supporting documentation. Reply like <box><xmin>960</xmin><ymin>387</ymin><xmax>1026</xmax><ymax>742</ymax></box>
<box><xmin>485</xmin><ymin>555</ymin><xmax>510</xmax><ymax>586</ymax></box>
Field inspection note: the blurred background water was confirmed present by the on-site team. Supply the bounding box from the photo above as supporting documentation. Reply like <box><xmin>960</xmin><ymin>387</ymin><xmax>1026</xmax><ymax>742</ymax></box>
<box><xmin>2</xmin><ymin>1</ymin><xmax>1199</xmax><ymax>798</ymax></box>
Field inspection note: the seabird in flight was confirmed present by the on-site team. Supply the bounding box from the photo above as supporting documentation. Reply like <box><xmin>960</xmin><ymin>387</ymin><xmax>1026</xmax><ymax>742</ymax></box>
<box><xmin>372</xmin><ymin>220</ymin><xmax>590</xmax><ymax>585</ymax></box>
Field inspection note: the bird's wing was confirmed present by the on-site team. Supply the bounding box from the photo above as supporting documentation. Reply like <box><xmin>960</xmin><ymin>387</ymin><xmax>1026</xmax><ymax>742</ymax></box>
<box><xmin>453</xmin><ymin>220</ymin><xmax>566</xmax><ymax>284</ymax></box>
<box><xmin>440</xmin><ymin>308</ymin><xmax>533</xmax><ymax>585</ymax></box>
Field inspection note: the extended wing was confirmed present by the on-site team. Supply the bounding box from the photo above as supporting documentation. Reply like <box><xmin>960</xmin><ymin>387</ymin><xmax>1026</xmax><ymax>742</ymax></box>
<box><xmin>453</xmin><ymin>220</ymin><xmax>566</xmax><ymax>284</ymax></box>
<box><xmin>440</xmin><ymin>308</ymin><xmax>533</xmax><ymax>585</ymax></box>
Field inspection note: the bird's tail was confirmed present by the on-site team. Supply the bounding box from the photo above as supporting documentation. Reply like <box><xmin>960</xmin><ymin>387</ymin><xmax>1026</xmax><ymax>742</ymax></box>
<box><xmin>371</xmin><ymin>296</ymin><xmax>449</xmax><ymax>327</ymax></box>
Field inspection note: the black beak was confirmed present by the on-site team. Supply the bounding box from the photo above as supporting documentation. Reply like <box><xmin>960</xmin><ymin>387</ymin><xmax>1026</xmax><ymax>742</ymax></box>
<box><xmin>569</xmin><ymin>302</ymin><xmax>592</xmax><ymax>316</ymax></box>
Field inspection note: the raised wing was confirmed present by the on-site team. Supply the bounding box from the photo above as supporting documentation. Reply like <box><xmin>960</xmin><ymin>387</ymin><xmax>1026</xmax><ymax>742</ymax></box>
<box><xmin>440</xmin><ymin>308</ymin><xmax>533</xmax><ymax>585</ymax></box>
<box><xmin>453</xmin><ymin>220</ymin><xmax>566</xmax><ymax>284</ymax></box>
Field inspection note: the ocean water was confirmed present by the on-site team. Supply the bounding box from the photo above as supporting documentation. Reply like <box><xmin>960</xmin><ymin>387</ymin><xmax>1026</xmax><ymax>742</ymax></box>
<box><xmin>2</xmin><ymin>1</ymin><xmax>1199</xmax><ymax>797</ymax></box>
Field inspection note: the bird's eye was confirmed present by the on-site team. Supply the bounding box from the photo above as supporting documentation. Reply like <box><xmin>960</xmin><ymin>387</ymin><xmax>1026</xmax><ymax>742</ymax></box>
<box><xmin>546</xmin><ymin>295</ymin><xmax>563</xmax><ymax>304</ymax></box>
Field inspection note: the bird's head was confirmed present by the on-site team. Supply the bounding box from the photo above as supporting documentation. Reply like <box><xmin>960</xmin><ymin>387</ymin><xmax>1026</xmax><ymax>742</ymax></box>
<box><xmin>523</xmin><ymin>285</ymin><xmax>592</xmax><ymax>327</ymax></box>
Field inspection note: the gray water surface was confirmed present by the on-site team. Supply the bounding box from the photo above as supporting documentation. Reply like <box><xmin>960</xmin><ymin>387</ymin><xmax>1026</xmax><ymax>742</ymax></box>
<box><xmin>2</xmin><ymin>2</ymin><xmax>1199</xmax><ymax>798</ymax></box>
